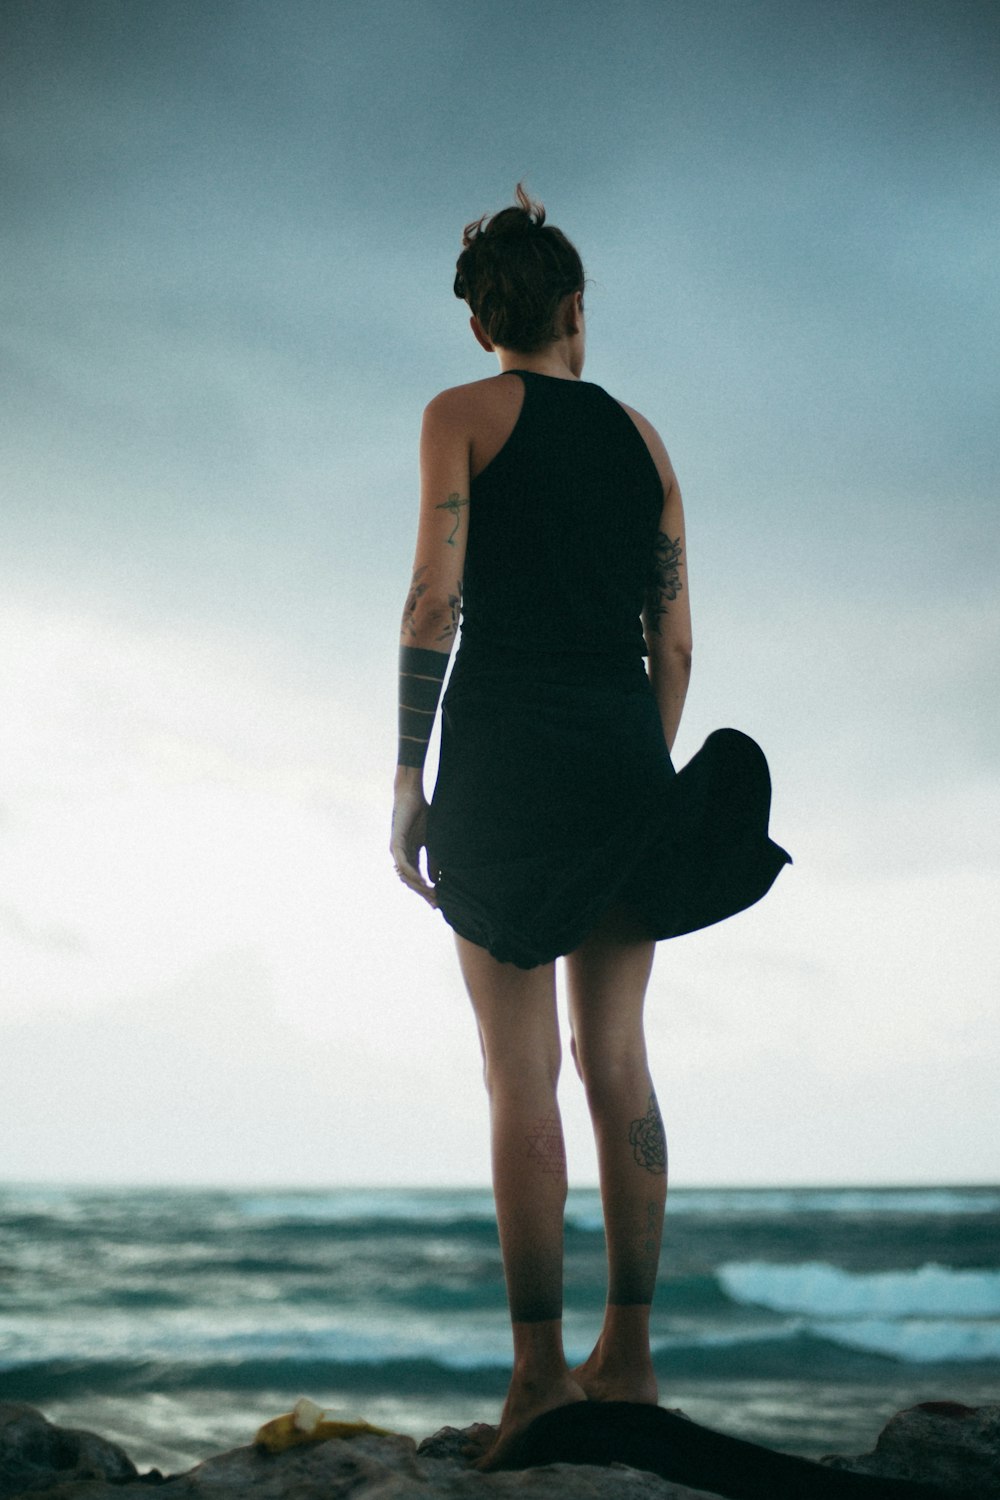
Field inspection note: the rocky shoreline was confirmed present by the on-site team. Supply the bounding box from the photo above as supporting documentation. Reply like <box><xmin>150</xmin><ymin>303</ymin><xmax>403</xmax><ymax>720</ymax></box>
<box><xmin>2</xmin><ymin>1399</ymin><xmax>997</xmax><ymax>1500</ymax></box>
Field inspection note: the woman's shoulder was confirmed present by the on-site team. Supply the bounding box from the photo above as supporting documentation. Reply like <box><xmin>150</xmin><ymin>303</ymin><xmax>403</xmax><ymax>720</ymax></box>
<box><xmin>424</xmin><ymin>372</ymin><xmax>521</xmax><ymax>420</ymax></box>
<box><xmin>610</xmin><ymin>397</ymin><xmax>677</xmax><ymax>498</ymax></box>
<box><xmin>422</xmin><ymin>377</ymin><xmax>526</xmax><ymax>478</ymax></box>
<box><xmin>611</xmin><ymin>396</ymin><xmax>659</xmax><ymax>448</ymax></box>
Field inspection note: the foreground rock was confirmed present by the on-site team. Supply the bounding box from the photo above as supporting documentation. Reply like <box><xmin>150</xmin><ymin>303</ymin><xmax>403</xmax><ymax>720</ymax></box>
<box><xmin>827</xmin><ymin>1402</ymin><xmax>1000</xmax><ymax>1496</ymax></box>
<box><xmin>0</xmin><ymin>1404</ymin><xmax>718</xmax><ymax>1500</ymax></box>
<box><xmin>0</xmin><ymin>1406</ymin><xmax>139</xmax><ymax>1497</ymax></box>
<box><xmin>0</xmin><ymin>1399</ymin><xmax>996</xmax><ymax>1500</ymax></box>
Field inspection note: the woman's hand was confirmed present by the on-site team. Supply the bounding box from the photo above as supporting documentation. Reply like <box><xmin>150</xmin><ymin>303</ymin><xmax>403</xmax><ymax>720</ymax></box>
<box><xmin>390</xmin><ymin>772</ymin><xmax>439</xmax><ymax>906</ymax></box>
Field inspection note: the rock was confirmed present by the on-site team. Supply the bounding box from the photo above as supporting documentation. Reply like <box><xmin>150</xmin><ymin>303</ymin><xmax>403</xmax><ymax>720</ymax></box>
<box><xmin>413</xmin><ymin>1424</ymin><xmax>721</xmax><ymax>1495</ymax></box>
<box><xmin>824</xmin><ymin>1402</ymin><xmax>1000</xmax><ymax>1497</ymax></box>
<box><xmin>2</xmin><ymin>1431</ymin><xmax>723</xmax><ymax>1499</ymax></box>
<box><xmin>0</xmin><ymin>1407</ymin><xmax>726</xmax><ymax>1500</ymax></box>
<box><xmin>414</xmin><ymin>1422</ymin><xmax>471</xmax><ymax>1460</ymax></box>
<box><xmin>0</xmin><ymin>1403</ymin><xmax>139</xmax><ymax>1499</ymax></box>
<box><xmin>2</xmin><ymin>1400</ymin><xmax>997</xmax><ymax>1500</ymax></box>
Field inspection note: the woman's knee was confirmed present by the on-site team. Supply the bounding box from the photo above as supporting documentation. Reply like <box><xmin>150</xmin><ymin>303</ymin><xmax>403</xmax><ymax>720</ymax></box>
<box><xmin>572</xmin><ymin>1029</ymin><xmax>648</xmax><ymax>1106</ymax></box>
<box><xmin>480</xmin><ymin>1029</ymin><xmax>562</xmax><ymax>1100</ymax></box>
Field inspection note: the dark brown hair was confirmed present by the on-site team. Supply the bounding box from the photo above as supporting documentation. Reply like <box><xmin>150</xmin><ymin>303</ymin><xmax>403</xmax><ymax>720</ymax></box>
<box><xmin>453</xmin><ymin>184</ymin><xmax>585</xmax><ymax>353</ymax></box>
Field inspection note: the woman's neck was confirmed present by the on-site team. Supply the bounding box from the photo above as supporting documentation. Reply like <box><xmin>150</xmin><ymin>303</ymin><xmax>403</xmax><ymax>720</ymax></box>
<box><xmin>494</xmin><ymin>339</ymin><xmax>584</xmax><ymax>381</ymax></box>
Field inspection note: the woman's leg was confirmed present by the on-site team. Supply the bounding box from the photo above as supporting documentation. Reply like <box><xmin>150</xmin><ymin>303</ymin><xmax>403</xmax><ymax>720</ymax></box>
<box><xmin>565</xmin><ymin>907</ymin><xmax>665</xmax><ymax>1404</ymax></box>
<box><xmin>454</xmin><ymin>934</ymin><xmax>585</xmax><ymax>1466</ymax></box>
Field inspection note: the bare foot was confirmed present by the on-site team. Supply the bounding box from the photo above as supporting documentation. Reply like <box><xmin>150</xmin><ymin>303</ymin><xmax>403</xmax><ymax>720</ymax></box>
<box><xmin>474</xmin><ymin>1371</ymin><xmax>587</xmax><ymax>1471</ymax></box>
<box><xmin>571</xmin><ymin>1348</ymin><xmax>659</xmax><ymax>1406</ymax></box>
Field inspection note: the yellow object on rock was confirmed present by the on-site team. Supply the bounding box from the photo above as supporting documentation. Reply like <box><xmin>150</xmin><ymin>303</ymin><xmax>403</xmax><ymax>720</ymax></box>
<box><xmin>255</xmin><ymin>1397</ymin><xmax>397</xmax><ymax>1453</ymax></box>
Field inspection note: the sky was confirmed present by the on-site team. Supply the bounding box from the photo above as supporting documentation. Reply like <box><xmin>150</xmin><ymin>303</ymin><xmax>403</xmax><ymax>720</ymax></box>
<box><xmin>2</xmin><ymin>0</ymin><xmax>998</xmax><ymax>1188</ymax></box>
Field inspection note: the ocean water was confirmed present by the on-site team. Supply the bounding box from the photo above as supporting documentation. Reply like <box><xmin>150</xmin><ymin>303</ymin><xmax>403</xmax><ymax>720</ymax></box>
<box><xmin>1</xmin><ymin>1184</ymin><xmax>998</xmax><ymax>1473</ymax></box>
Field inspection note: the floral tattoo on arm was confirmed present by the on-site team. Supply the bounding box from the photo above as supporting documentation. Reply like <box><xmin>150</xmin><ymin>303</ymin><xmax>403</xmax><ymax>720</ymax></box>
<box><xmin>644</xmin><ymin>531</ymin><xmax>683</xmax><ymax>635</ymax></box>
<box><xmin>436</xmin><ymin>492</ymin><xmax>469</xmax><ymax>546</ymax></box>
<box><xmin>401</xmin><ymin>565</ymin><xmax>428</xmax><ymax>639</ymax></box>
<box><xmin>436</xmin><ymin>584</ymin><xmax>462</xmax><ymax>643</ymax></box>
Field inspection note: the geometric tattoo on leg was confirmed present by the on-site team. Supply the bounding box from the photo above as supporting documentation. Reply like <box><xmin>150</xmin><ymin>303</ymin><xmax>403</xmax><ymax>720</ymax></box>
<box><xmin>628</xmin><ymin>1093</ymin><xmax>667</xmax><ymax>1175</ymax></box>
<box><xmin>525</xmin><ymin>1112</ymin><xmax>567</xmax><ymax>1177</ymax></box>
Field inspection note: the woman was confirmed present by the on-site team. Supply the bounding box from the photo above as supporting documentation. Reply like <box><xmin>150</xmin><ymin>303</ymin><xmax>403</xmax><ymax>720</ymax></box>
<box><xmin>390</xmin><ymin>186</ymin><xmax>789</xmax><ymax>1468</ymax></box>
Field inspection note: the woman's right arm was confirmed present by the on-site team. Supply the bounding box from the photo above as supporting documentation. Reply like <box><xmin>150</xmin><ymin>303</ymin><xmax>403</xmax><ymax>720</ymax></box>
<box><xmin>391</xmin><ymin>389</ymin><xmax>471</xmax><ymax>904</ymax></box>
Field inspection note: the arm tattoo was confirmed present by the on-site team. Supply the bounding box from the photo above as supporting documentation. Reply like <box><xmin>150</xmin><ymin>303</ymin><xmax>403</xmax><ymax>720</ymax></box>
<box><xmin>436</xmin><ymin>492</ymin><xmax>469</xmax><ymax>546</ymax></box>
<box><xmin>645</xmin><ymin>531</ymin><xmax>683</xmax><ymax>635</ymax></box>
<box><xmin>435</xmin><ymin>584</ymin><xmax>462</xmax><ymax>643</ymax></box>
<box><xmin>401</xmin><ymin>566</ymin><xmax>428</xmax><ymax>638</ymax></box>
<box><xmin>628</xmin><ymin>1093</ymin><xmax>667</xmax><ymax>1175</ymax></box>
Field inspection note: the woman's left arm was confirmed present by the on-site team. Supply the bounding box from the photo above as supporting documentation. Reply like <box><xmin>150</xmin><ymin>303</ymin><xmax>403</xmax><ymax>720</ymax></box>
<box><xmin>391</xmin><ymin>389</ymin><xmax>471</xmax><ymax>904</ymax></box>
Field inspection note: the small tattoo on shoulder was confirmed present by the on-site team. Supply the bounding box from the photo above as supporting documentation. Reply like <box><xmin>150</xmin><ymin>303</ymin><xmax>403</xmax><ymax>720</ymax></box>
<box><xmin>628</xmin><ymin>1093</ymin><xmax>667</xmax><ymax>1175</ymax></box>
<box><xmin>436</xmin><ymin>492</ymin><xmax>469</xmax><ymax>546</ymax></box>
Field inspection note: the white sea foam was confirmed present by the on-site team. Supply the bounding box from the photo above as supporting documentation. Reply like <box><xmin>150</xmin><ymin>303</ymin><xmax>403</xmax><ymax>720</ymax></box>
<box><xmin>812</xmin><ymin>1318</ymin><xmax>1000</xmax><ymax>1363</ymax></box>
<box><xmin>667</xmin><ymin>1188</ymin><xmax>1000</xmax><ymax>1216</ymax></box>
<box><xmin>556</xmin><ymin>1188</ymin><xmax>1000</xmax><ymax>1226</ymax></box>
<box><xmin>233</xmin><ymin>1186</ymin><xmax>1000</xmax><ymax>1227</ymax></box>
<box><xmin>0</xmin><ymin>1306</ymin><xmax>516</xmax><ymax>1371</ymax></box>
<box><xmin>719</xmin><ymin>1260</ymin><xmax>1000</xmax><ymax>1318</ymax></box>
<box><xmin>9</xmin><ymin>1184</ymin><xmax>996</xmax><ymax>1224</ymax></box>
<box><xmin>650</xmin><ymin>1325</ymin><xmax>799</xmax><ymax>1355</ymax></box>
<box><xmin>562</xmin><ymin>1186</ymin><xmax>1000</xmax><ymax>1231</ymax></box>
<box><xmin>236</xmin><ymin>1189</ymin><xmax>500</xmax><ymax>1223</ymax></box>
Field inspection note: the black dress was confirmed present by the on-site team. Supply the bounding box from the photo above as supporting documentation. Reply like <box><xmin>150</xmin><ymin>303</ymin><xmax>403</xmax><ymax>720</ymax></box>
<box><xmin>427</xmin><ymin>371</ymin><xmax>790</xmax><ymax>968</ymax></box>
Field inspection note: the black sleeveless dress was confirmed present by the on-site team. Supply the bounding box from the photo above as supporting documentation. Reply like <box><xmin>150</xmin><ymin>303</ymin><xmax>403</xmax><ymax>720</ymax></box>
<box><xmin>427</xmin><ymin>371</ymin><xmax>790</xmax><ymax>968</ymax></box>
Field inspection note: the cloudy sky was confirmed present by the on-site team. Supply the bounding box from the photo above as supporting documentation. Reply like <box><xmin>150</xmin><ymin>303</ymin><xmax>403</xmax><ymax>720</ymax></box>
<box><xmin>2</xmin><ymin>0</ymin><xmax>997</xmax><ymax>1188</ymax></box>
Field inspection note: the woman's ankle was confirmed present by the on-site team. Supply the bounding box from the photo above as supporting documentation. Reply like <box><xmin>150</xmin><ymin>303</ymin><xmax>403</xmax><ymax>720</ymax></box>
<box><xmin>572</xmin><ymin>1317</ymin><xmax>658</xmax><ymax>1405</ymax></box>
<box><xmin>601</xmin><ymin>1302</ymin><xmax>651</xmax><ymax>1347</ymax></box>
<box><xmin>585</xmin><ymin>1305</ymin><xmax>655</xmax><ymax>1375</ymax></box>
<box><xmin>510</xmin><ymin>1318</ymin><xmax>569</xmax><ymax>1380</ymax></box>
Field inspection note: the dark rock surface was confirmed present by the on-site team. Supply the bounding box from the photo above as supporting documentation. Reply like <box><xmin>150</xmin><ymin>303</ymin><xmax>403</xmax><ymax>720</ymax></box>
<box><xmin>0</xmin><ymin>1403</ymin><xmax>728</xmax><ymax>1500</ymax></box>
<box><xmin>826</xmin><ymin>1402</ymin><xmax>1000</xmax><ymax>1497</ymax></box>
<box><xmin>0</xmin><ymin>1404</ymin><xmax>139</xmax><ymax>1498</ymax></box>
<box><xmin>1</xmin><ymin>1400</ymin><xmax>996</xmax><ymax>1500</ymax></box>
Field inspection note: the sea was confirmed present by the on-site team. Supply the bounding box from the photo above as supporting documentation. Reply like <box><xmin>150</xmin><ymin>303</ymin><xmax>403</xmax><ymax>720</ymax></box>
<box><xmin>1</xmin><ymin>1184</ymin><xmax>998</xmax><ymax>1474</ymax></box>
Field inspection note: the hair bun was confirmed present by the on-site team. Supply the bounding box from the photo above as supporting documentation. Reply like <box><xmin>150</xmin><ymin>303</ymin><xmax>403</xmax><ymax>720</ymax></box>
<box><xmin>461</xmin><ymin>182</ymin><xmax>545</xmax><ymax>248</ymax></box>
<box><xmin>454</xmin><ymin>184</ymin><xmax>584</xmax><ymax>353</ymax></box>
<box><xmin>492</xmin><ymin>183</ymin><xmax>546</xmax><ymax>233</ymax></box>
<box><xmin>484</xmin><ymin>209</ymin><xmax>537</xmax><ymax>241</ymax></box>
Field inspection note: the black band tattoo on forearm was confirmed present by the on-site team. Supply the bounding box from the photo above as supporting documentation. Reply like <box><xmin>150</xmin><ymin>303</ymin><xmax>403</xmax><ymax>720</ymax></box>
<box><xmin>645</xmin><ymin>531</ymin><xmax>683</xmax><ymax>635</ymax></box>
<box><xmin>397</xmin><ymin>645</ymin><xmax>448</xmax><ymax>768</ymax></box>
<box><xmin>628</xmin><ymin>1093</ymin><xmax>667</xmax><ymax>1175</ymax></box>
<box><xmin>436</xmin><ymin>492</ymin><xmax>469</xmax><ymax>546</ymax></box>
